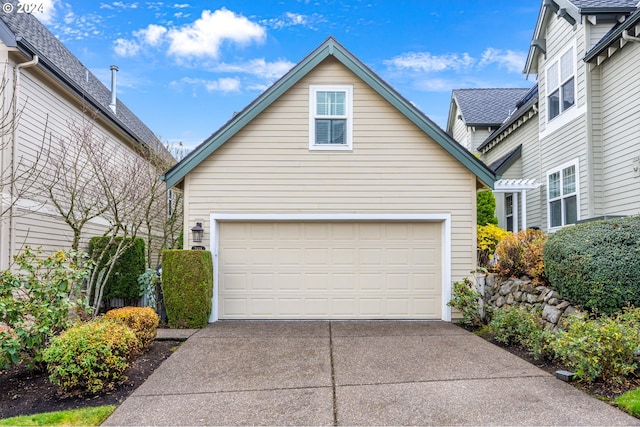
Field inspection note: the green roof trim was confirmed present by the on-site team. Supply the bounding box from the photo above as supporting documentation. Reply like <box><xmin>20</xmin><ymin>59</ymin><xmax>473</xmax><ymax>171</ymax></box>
<box><xmin>162</xmin><ymin>37</ymin><xmax>496</xmax><ymax>189</ymax></box>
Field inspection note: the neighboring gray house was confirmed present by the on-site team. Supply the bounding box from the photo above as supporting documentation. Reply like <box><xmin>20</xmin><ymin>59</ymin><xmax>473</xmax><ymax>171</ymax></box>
<box><xmin>451</xmin><ymin>0</ymin><xmax>640</xmax><ymax>233</ymax></box>
<box><xmin>0</xmin><ymin>7</ymin><xmax>169</xmax><ymax>268</ymax></box>
<box><xmin>446</xmin><ymin>88</ymin><xmax>530</xmax><ymax>154</ymax></box>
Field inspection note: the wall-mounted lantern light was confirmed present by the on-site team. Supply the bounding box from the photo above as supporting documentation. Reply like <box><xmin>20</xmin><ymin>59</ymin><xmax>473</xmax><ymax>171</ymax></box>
<box><xmin>191</xmin><ymin>221</ymin><xmax>204</xmax><ymax>243</ymax></box>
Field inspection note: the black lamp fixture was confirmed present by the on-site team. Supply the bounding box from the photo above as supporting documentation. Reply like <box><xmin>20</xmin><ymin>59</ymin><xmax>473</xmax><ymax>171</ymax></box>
<box><xmin>191</xmin><ymin>221</ymin><xmax>204</xmax><ymax>243</ymax></box>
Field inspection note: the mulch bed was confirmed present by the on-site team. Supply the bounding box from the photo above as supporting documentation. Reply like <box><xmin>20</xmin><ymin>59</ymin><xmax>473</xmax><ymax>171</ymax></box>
<box><xmin>0</xmin><ymin>340</ymin><xmax>181</xmax><ymax>420</ymax></box>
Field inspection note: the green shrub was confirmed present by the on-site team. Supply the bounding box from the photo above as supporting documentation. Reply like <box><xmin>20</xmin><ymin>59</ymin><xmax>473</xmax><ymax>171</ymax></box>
<box><xmin>104</xmin><ymin>306</ymin><xmax>159</xmax><ymax>350</ymax></box>
<box><xmin>488</xmin><ymin>307</ymin><xmax>553</xmax><ymax>360</ymax></box>
<box><xmin>0</xmin><ymin>247</ymin><xmax>93</xmax><ymax>370</ymax></box>
<box><xmin>551</xmin><ymin>311</ymin><xmax>640</xmax><ymax>383</ymax></box>
<box><xmin>162</xmin><ymin>250</ymin><xmax>213</xmax><ymax>328</ymax></box>
<box><xmin>495</xmin><ymin>229</ymin><xmax>547</xmax><ymax>282</ymax></box>
<box><xmin>447</xmin><ymin>278</ymin><xmax>482</xmax><ymax>326</ymax></box>
<box><xmin>89</xmin><ymin>237</ymin><xmax>145</xmax><ymax>301</ymax></box>
<box><xmin>544</xmin><ymin>216</ymin><xmax>640</xmax><ymax>314</ymax></box>
<box><xmin>477</xmin><ymin>190</ymin><xmax>498</xmax><ymax>226</ymax></box>
<box><xmin>43</xmin><ymin>319</ymin><xmax>141</xmax><ymax>395</ymax></box>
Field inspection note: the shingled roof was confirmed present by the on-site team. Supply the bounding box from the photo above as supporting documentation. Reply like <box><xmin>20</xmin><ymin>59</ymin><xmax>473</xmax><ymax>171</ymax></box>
<box><xmin>0</xmin><ymin>4</ymin><xmax>163</xmax><ymax>153</ymax></box>
<box><xmin>568</xmin><ymin>0</ymin><xmax>637</xmax><ymax>10</ymax></box>
<box><xmin>451</xmin><ymin>88</ymin><xmax>531</xmax><ymax>127</ymax></box>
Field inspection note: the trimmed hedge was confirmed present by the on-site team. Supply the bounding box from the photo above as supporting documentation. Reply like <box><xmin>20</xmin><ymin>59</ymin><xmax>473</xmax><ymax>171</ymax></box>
<box><xmin>477</xmin><ymin>190</ymin><xmax>498</xmax><ymax>226</ymax></box>
<box><xmin>162</xmin><ymin>250</ymin><xmax>213</xmax><ymax>328</ymax></box>
<box><xmin>543</xmin><ymin>216</ymin><xmax>640</xmax><ymax>314</ymax></box>
<box><xmin>89</xmin><ymin>237</ymin><xmax>145</xmax><ymax>300</ymax></box>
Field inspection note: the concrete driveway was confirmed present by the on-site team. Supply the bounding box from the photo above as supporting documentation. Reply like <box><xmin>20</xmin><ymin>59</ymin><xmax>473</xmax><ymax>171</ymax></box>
<box><xmin>104</xmin><ymin>321</ymin><xmax>639</xmax><ymax>426</ymax></box>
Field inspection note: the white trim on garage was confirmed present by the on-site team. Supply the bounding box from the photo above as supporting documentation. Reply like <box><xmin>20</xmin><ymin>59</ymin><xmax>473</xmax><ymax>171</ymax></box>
<box><xmin>208</xmin><ymin>213</ymin><xmax>452</xmax><ymax>322</ymax></box>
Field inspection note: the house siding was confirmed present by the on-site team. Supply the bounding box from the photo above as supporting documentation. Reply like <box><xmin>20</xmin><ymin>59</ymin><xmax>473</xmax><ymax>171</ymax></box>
<box><xmin>482</xmin><ymin>113</ymin><xmax>542</xmax><ymax>230</ymax></box>
<box><xmin>1</xmin><ymin>52</ymin><xmax>167</xmax><ymax>266</ymax></box>
<box><xmin>599</xmin><ymin>40</ymin><xmax>640</xmax><ymax>216</ymax></box>
<box><xmin>451</xmin><ymin>106</ymin><xmax>469</xmax><ymax>151</ymax></box>
<box><xmin>183</xmin><ymin>56</ymin><xmax>478</xmax><ymax>283</ymax></box>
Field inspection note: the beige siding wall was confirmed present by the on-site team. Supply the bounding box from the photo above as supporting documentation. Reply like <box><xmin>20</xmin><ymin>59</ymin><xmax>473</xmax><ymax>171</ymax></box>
<box><xmin>599</xmin><ymin>41</ymin><xmax>640</xmax><ymax>216</ymax></box>
<box><xmin>184</xmin><ymin>57</ymin><xmax>478</xmax><ymax>282</ymax></box>
<box><xmin>481</xmin><ymin>113</ymin><xmax>543</xmax><ymax>230</ymax></box>
<box><xmin>535</xmin><ymin>16</ymin><xmax>590</xmax><ymax>229</ymax></box>
<box><xmin>0</xmin><ymin>50</ymin><xmax>166</xmax><ymax>268</ymax></box>
<box><xmin>451</xmin><ymin>105</ymin><xmax>470</xmax><ymax>150</ymax></box>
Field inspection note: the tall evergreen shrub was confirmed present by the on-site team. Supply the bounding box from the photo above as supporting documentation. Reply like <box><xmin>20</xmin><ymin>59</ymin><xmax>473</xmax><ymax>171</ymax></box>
<box><xmin>162</xmin><ymin>250</ymin><xmax>213</xmax><ymax>328</ymax></box>
<box><xmin>89</xmin><ymin>237</ymin><xmax>145</xmax><ymax>300</ymax></box>
<box><xmin>477</xmin><ymin>190</ymin><xmax>498</xmax><ymax>226</ymax></box>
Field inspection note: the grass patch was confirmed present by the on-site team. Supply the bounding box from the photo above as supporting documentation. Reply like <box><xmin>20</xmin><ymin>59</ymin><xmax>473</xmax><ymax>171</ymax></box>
<box><xmin>0</xmin><ymin>405</ymin><xmax>116</xmax><ymax>426</ymax></box>
<box><xmin>616</xmin><ymin>388</ymin><xmax>640</xmax><ymax>417</ymax></box>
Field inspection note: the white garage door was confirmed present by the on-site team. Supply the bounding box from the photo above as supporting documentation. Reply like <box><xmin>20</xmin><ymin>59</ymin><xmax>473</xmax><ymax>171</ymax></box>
<box><xmin>217</xmin><ymin>222</ymin><xmax>442</xmax><ymax>319</ymax></box>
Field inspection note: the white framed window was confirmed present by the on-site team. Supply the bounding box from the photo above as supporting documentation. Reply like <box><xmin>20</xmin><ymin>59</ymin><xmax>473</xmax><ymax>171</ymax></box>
<box><xmin>505</xmin><ymin>194</ymin><xmax>514</xmax><ymax>232</ymax></box>
<box><xmin>546</xmin><ymin>45</ymin><xmax>575</xmax><ymax>122</ymax></box>
<box><xmin>547</xmin><ymin>159</ymin><xmax>579</xmax><ymax>229</ymax></box>
<box><xmin>309</xmin><ymin>85</ymin><xmax>353</xmax><ymax>151</ymax></box>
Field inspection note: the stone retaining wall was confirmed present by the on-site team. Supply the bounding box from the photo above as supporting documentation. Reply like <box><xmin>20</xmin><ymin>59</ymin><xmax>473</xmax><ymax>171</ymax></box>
<box><xmin>482</xmin><ymin>273</ymin><xmax>582</xmax><ymax>329</ymax></box>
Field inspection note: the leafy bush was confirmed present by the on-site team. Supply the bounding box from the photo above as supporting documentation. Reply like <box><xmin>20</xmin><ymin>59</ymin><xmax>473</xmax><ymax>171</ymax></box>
<box><xmin>162</xmin><ymin>250</ymin><xmax>213</xmax><ymax>328</ymax></box>
<box><xmin>551</xmin><ymin>311</ymin><xmax>640</xmax><ymax>383</ymax></box>
<box><xmin>477</xmin><ymin>224</ymin><xmax>510</xmax><ymax>267</ymax></box>
<box><xmin>104</xmin><ymin>306</ymin><xmax>159</xmax><ymax>350</ymax></box>
<box><xmin>488</xmin><ymin>307</ymin><xmax>553</xmax><ymax>360</ymax></box>
<box><xmin>477</xmin><ymin>190</ymin><xmax>498</xmax><ymax>226</ymax></box>
<box><xmin>544</xmin><ymin>216</ymin><xmax>640</xmax><ymax>314</ymax></box>
<box><xmin>43</xmin><ymin>319</ymin><xmax>141</xmax><ymax>395</ymax></box>
<box><xmin>89</xmin><ymin>237</ymin><xmax>145</xmax><ymax>301</ymax></box>
<box><xmin>495</xmin><ymin>229</ymin><xmax>547</xmax><ymax>282</ymax></box>
<box><xmin>447</xmin><ymin>278</ymin><xmax>482</xmax><ymax>326</ymax></box>
<box><xmin>0</xmin><ymin>247</ymin><xmax>93</xmax><ymax>369</ymax></box>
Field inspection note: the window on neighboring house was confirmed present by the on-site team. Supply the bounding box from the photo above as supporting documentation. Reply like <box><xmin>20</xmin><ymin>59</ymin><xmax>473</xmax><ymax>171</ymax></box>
<box><xmin>505</xmin><ymin>194</ymin><xmax>514</xmax><ymax>232</ymax></box>
<box><xmin>546</xmin><ymin>46</ymin><xmax>575</xmax><ymax>121</ymax></box>
<box><xmin>309</xmin><ymin>85</ymin><xmax>353</xmax><ymax>150</ymax></box>
<box><xmin>547</xmin><ymin>161</ymin><xmax>578</xmax><ymax>228</ymax></box>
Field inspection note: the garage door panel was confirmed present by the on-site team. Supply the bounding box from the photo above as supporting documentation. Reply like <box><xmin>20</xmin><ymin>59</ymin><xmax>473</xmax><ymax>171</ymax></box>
<box><xmin>218</xmin><ymin>222</ymin><xmax>442</xmax><ymax>319</ymax></box>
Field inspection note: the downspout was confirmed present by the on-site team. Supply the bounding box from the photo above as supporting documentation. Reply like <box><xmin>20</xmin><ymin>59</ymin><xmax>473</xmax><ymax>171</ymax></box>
<box><xmin>10</xmin><ymin>54</ymin><xmax>39</xmax><ymax>266</ymax></box>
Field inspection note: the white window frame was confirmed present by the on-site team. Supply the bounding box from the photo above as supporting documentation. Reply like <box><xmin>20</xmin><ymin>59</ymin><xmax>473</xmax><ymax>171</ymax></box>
<box><xmin>309</xmin><ymin>85</ymin><xmax>353</xmax><ymax>151</ymax></box>
<box><xmin>505</xmin><ymin>193</ymin><xmax>514</xmax><ymax>232</ymax></box>
<box><xmin>546</xmin><ymin>159</ymin><xmax>580</xmax><ymax>230</ymax></box>
<box><xmin>546</xmin><ymin>43</ymin><xmax>576</xmax><ymax>123</ymax></box>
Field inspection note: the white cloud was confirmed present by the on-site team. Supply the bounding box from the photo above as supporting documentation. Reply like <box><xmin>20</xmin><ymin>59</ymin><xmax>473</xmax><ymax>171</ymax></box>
<box><xmin>261</xmin><ymin>12</ymin><xmax>325</xmax><ymax>30</ymax></box>
<box><xmin>478</xmin><ymin>48</ymin><xmax>526</xmax><ymax>73</ymax></box>
<box><xmin>213</xmin><ymin>58</ymin><xmax>294</xmax><ymax>80</ymax></box>
<box><xmin>173</xmin><ymin>3</ymin><xmax>190</xmax><ymax>8</ymax></box>
<box><xmin>113</xmin><ymin>38</ymin><xmax>141</xmax><ymax>57</ymax></box>
<box><xmin>100</xmin><ymin>1</ymin><xmax>139</xmax><ymax>9</ymax></box>
<box><xmin>166</xmin><ymin>8</ymin><xmax>265</xmax><ymax>59</ymax></box>
<box><xmin>173</xmin><ymin>77</ymin><xmax>241</xmax><ymax>93</ymax></box>
<box><xmin>134</xmin><ymin>24</ymin><xmax>167</xmax><ymax>46</ymax></box>
<box><xmin>32</xmin><ymin>0</ymin><xmax>58</xmax><ymax>24</ymax></box>
<box><xmin>384</xmin><ymin>52</ymin><xmax>475</xmax><ymax>73</ymax></box>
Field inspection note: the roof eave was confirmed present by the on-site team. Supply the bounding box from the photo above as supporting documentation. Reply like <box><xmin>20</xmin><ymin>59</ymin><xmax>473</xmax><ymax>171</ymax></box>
<box><xmin>163</xmin><ymin>38</ymin><xmax>496</xmax><ymax>189</ymax></box>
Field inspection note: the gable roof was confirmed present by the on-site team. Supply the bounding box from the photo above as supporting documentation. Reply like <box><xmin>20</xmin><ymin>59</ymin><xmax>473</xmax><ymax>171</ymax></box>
<box><xmin>524</xmin><ymin>0</ymin><xmax>637</xmax><ymax>75</ymax></box>
<box><xmin>449</xmin><ymin>88</ymin><xmax>530</xmax><ymax>128</ymax></box>
<box><xmin>162</xmin><ymin>37</ymin><xmax>496</xmax><ymax>189</ymax></box>
<box><xmin>478</xmin><ymin>85</ymin><xmax>539</xmax><ymax>153</ymax></box>
<box><xmin>585</xmin><ymin>7</ymin><xmax>640</xmax><ymax>63</ymax></box>
<box><xmin>0</xmin><ymin>4</ymin><xmax>163</xmax><ymax>154</ymax></box>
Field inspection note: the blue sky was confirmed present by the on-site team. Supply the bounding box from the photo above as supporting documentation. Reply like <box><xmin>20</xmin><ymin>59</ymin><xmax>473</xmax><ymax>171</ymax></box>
<box><xmin>34</xmin><ymin>0</ymin><xmax>541</xmax><ymax>150</ymax></box>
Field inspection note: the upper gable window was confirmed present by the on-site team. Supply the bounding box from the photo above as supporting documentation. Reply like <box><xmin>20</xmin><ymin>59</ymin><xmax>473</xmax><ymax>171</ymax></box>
<box><xmin>546</xmin><ymin>46</ymin><xmax>575</xmax><ymax>121</ymax></box>
<box><xmin>309</xmin><ymin>85</ymin><xmax>353</xmax><ymax>151</ymax></box>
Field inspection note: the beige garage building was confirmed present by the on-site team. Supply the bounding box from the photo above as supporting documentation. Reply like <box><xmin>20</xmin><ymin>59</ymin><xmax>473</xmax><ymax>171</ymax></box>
<box><xmin>163</xmin><ymin>38</ymin><xmax>495</xmax><ymax>322</ymax></box>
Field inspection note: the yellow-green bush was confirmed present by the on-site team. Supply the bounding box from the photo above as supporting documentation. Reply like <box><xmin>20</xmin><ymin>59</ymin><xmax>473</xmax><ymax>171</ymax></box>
<box><xmin>43</xmin><ymin>319</ymin><xmax>141</xmax><ymax>395</ymax></box>
<box><xmin>495</xmin><ymin>229</ymin><xmax>547</xmax><ymax>282</ymax></box>
<box><xmin>477</xmin><ymin>224</ymin><xmax>510</xmax><ymax>267</ymax></box>
<box><xmin>104</xmin><ymin>307</ymin><xmax>159</xmax><ymax>350</ymax></box>
<box><xmin>162</xmin><ymin>250</ymin><xmax>213</xmax><ymax>328</ymax></box>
